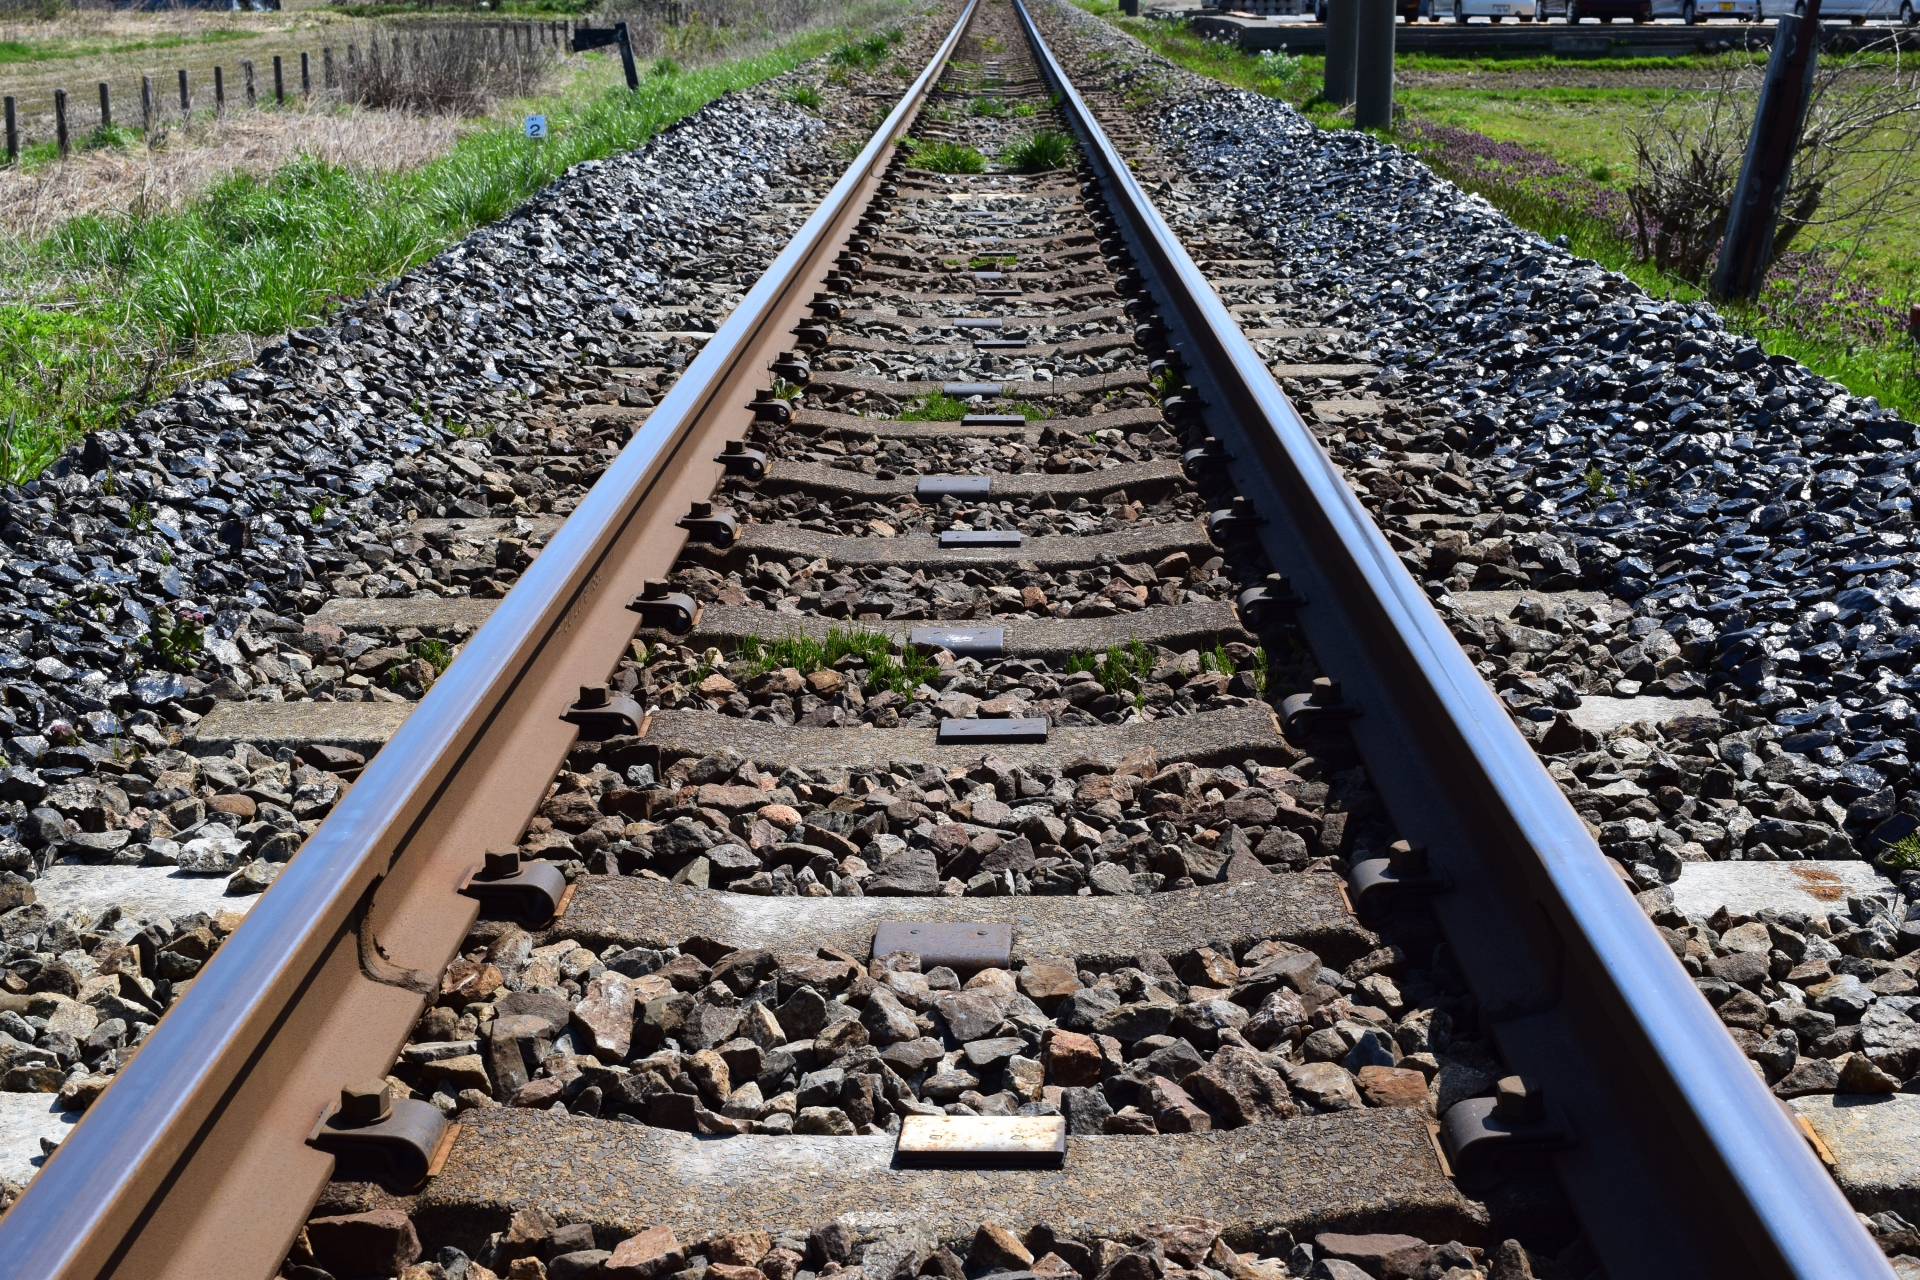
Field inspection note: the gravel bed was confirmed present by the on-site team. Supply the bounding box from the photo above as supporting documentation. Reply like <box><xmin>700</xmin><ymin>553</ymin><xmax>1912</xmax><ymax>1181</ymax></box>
<box><xmin>1027</xmin><ymin>0</ymin><xmax>1920</xmax><ymax>1117</ymax></box>
<box><xmin>398</xmin><ymin>882</ymin><xmax>1498</xmax><ymax>1147</ymax></box>
<box><xmin>289</xmin><ymin>1207</ymin><xmax>1589</xmax><ymax>1280</ymax></box>
<box><xmin>515</xmin><ymin>742</ymin><xmax>1353</xmax><ymax>896</ymax></box>
<box><xmin>0</xmin><ymin>10</ymin><xmax>963</xmax><ymax>1154</ymax></box>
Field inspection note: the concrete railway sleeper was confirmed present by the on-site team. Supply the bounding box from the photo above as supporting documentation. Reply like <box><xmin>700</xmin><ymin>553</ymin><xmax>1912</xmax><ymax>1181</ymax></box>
<box><xmin>0</xmin><ymin>0</ymin><xmax>1886</xmax><ymax>1278</ymax></box>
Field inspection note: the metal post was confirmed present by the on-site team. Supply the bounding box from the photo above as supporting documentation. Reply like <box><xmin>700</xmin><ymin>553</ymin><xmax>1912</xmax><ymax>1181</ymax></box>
<box><xmin>214</xmin><ymin>65</ymin><xmax>225</xmax><ymax>117</ymax></box>
<box><xmin>1324</xmin><ymin>0</ymin><xmax>1358</xmax><ymax>106</ymax></box>
<box><xmin>1709</xmin><ymin>5</ymin><xmax>1823</xmax><ymax>301</ymax></box>
<box><xmin>1354</xmin><ymin>0</ymin><xmax>1396</xmax><ymax>130</ymax></box>
<box><xmin>141</xmin><ymin>74</ymin><xmax>153</xmax><ymax>132</ymax></box>
<box><xmin>98</xmin><ymin>81</ymin><xmax>111</xmax><ymax>130</ymax></box>
<box><xmin>178</xmin><ymin>68</ymin><xmax>190</xmax><ymax>120</ymax></box>
<box><xmin>1121</xmin><ymin>0</ymin><xmax>1137</xmax><ymax>12</ymax></box>
<box><xmin>54</xmin><ymin>88</ymin><xmax>69</xmax><ymax>157</ymax></box>
<box><xmin>616</xmin><ymin>20</ymin><xmax>639</xmax><ymax>90</ymax></box>
<box><xmin>3</xmin><ymin>96</ymin><xmax>14</xmax><ymax>166</ymax></box>
<box><xmin>244</xmin><ymin>59</ymin><xmax>256</xmax><ymax>108</ymax></box>
<box><xmin>274</xmin><ymin>54</ymin><xmax>286</xmax><ymax>105</ymax></box>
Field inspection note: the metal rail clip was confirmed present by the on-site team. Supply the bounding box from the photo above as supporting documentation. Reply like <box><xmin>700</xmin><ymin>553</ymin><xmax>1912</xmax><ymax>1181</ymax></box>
<box><xmin>714</xmin><ymin>440</ymin><xmax>768</xmax><ymax>480</ymax></box>
<box><xmin>627</xmin><ymin>580</ymin><xmax>699</xmax><ymax>634</ymax></box>
<box><xmin>1438</xmin><ymin>1076</ymin><xmax>1575</xmax><ymax>1192</ymax></box>
<box><xmin>1280</xmin><ymin>678</ymin><xmax>1356</xmax><ymax>736</ymax></box>
<box><xmin>308</xmin><ymin>1081</ymin><xmax>454</xmax><ymax>1192</ymax></box>
<box><xmin>1236</xmin><ymin>573</ymin><xmax>1306</xmax><ymax>630</ymax></box>
<box><xmin>1347</xmin><ymin>840</ymin><xmax>1451</xmax><ymax>919</ymax></box>
<box><xmin>459</xmin><ymin>849</ymin><xmax>570</xmax><ymax>926</ymax></box>
<box><xmin>771</xmin><ymin>351</ymin><xmax>812</xmax><ymax>384</ymax></box>
<box><xmin>1207</xmin><ymin>496</ymin><xmax>1264</xmax><ymax>546</ymax></box>
<box><xmin>749</xmin><ymin>391</ymin><xmax>793</xmax><ymax>424</ymax></box>
<box><xmin>1181</xmin><ymin>436</ymin><xmax>1234</xmax><ymax>482</ymax></box>
<box><xmin>678</xmin><ymin>501</ymin><xmax>737</xmax><ymax>547</ymax></box>
<box><xmin>561</xmin><ymin>683</ymin><xmax>643</xmax><ymax>740</ymax></box>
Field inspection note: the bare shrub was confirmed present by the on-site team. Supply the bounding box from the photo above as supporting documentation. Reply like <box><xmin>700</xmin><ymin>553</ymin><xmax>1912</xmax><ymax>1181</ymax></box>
<box><xmin>1627</xmin><ymin>44</ymin><xmax>1920</xmax><ymax>286</ymax></box>
<box><xmin>337</xmin><ymin>24</ymin><xmax>557</xmax><ymax>116</ymax></box>
<box><xmin>600</xmin><ymin>0</ymin><xmax>877</xmax><ymax>67</ymax></box>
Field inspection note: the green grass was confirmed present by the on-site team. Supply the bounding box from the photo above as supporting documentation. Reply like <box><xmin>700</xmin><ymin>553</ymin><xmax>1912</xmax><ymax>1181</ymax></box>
<box><xmin>0</xmin><ymin>16</ymin><xmax>903</xmax><ymax>482</ymax></box>
<box><xmin>786</xmin><ymin>83</ymin><xmax>824</xmax><ymax>110</ymax></box>
<box><xmin>1067</xmin><ymin>638</ymin><xmax>1155</xmax><ymax>706</ymax></box>
<box><xmin>1072</xmin><ymin>0</ymin><xmax>1920</xmax><ymax>417</ymax></box>
<box><xmin>904</xmin><ymin>138</ymin><xmax>986</xmax><ymax>173</ymax></box>
<box><xmin>1000</xmin><ymin>129</ymin><xmax>1076</xmax><ymax>173</ymax></box>
<box><xmin>737</xmin><ymin>624</ymin><xmax>939</xmax><ymax>698</ymax></box>
<box><xmin>0</xmin><ymin>28</ymin><xmax>254</xmax><ymax>65</ymax></box>
<box><xmin>896</xmin><ymin>392</ymin><xmax>1051</xmax><ymax>420</ymax></box>
<box><xmin>829</xmin><ymin>26</ymin><xmax>903</xmax><ymax>70</ymax></box>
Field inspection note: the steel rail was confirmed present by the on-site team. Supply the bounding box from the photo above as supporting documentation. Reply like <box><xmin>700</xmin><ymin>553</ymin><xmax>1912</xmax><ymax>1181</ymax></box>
<box><xmin>1009</xmin><ymin>1</ymin><xmax>1889</xmax><ymax>1276</ymax></box>
<box><xmin>0</xmin><ymin>4</ymin><xmax>979</xmax><ymax>1275</ymax></box>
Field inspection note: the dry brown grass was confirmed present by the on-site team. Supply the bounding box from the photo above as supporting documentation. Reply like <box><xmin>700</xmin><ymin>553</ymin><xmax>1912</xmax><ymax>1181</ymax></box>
<box><xmin>0</xmin><ymin>102</ymin><xmax>462</xmax><ymax>240</ymax></box>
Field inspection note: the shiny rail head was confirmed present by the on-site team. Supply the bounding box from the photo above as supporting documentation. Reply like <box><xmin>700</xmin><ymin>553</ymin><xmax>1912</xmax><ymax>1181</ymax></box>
<box><xmin>1007</xmin><ymin>0</ymin><xmax>1889</xmax><ymax>1275</ymax></box>
<box><xmin>0</xmin><ymin>3</ymin><xmax>986</xmax><ymax>1277</ymax></box>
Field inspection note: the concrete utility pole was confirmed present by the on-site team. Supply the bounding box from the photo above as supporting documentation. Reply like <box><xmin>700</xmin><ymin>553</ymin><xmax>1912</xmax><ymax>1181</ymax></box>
<box><xmin>1324</xmin><ymin>0</ymin><xmax>1358</xmax><ymax>107</ymax></box>
<box><xmin>1710</xmin><ymin>0</ymin><xmax>1822</xmax><ymax>301</ymax></box>
<box><xmin>1354</xmin><ymin>0</ymin><xmax>1396</xmax><ymax>130</ymax></box>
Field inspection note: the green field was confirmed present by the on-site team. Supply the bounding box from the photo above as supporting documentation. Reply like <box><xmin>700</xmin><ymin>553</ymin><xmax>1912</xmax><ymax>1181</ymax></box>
<box><xmin>0</xmin><ymin>9</ymin><xmax>913</xmax><ymax>480</ymax></box>
<box><xmin>1078</xmin><ymin>2</ymin><xmax>1920</xmax><ymax>418</ymax></box>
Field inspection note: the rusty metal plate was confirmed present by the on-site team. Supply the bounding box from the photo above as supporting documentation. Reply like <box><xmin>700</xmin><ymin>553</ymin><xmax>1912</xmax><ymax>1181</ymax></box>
<box><xmin>909</xmin><ymin>626</ymin><xmax>1004</xmax><ymax>658</ymax></box>
<box><xmin>938</xmin><ymin>716</ymin><xmax>1048</xmax><ymax>743</ymax></box>
<box><xmin>940</xmin><ymin>530</ymin><xmax>1022</xmax><ymax>548</ymax></box>
<box><xmin>895</xmin><ymin>1115</ymin><xmax>1066</xmax><ymax>1167</ymax></box>
<box><xmin>874</xmin><ymin>920</ymin><xmax>1012</xmax><ymax>971</ymax></box>
<box><xmin>918</xmin><ymin>475</ymin><xmax>993</xmax><ymax>499</ymax></box>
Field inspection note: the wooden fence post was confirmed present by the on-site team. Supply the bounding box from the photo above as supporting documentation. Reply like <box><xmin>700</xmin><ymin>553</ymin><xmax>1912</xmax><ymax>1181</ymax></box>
<box><xmin>323</xmin><ymin>47</ymin><xmax>335</xmax><ymax>91</ymax></box>
<box><xmin>301</xmin><ymin>50</ymin><xmax>312</xmax><ymax>97</ymax></box>
<box><xmin>243</xmin><ymin>59</ymin><xmax>256</xmax><ymax>108</ymax></box>
<box><xmin>214</xmin><ymin>65</ymin><xmax>225</xmax><ymax>117</ymax></box>
<box><xmin>54</xmin><ymin>87</ymin><xmax>69</xmax><ymax>157</ymax></box>
<box><xmin>274</xmin><ymin>54</ymin><xmax>286</xmax><ymax>105</ymax></box>
<box><xmin>177</xmin><ymin>68</ymin><xmax>190</xmax><ymax>120</ymax></box>
<box><xmin>3</xmin><ymin>96</ymin><xmax>15</xmax><ymax>166</ymax></box>
<box><xmin>98</xmin><ymin>81</ymin><xmax>111</xmax><ymax>130</ymax></box>
<box><xmin>141</xmin><ymin>74</ymin><xmax>154</xmax><ymax>132</ymax></box>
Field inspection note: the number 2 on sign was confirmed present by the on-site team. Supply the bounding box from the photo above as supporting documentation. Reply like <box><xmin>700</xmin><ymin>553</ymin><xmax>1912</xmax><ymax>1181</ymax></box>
<box><xmin>524</xmin><ymin>114</ymin><xmax>548</xmax><ymax>139</ymax></box>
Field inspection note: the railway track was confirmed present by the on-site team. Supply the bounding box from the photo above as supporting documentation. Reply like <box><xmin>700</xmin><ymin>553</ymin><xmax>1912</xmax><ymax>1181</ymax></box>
<box><xmin>0</xmin><ymin>0</ymin><xmax>1893</xmax><ymax>1277</ymax></box>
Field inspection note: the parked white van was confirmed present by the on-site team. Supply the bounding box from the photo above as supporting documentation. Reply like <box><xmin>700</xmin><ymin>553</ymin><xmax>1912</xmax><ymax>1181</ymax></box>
<box><xmin>1434</xmin><ymin>0</ymin><xmax>1540</xmax><ymax>21</ymax></box>
<box><xmin>1765</xmin><ymin>0</ymin><xmax>1916</xmax><ymax>24</ymax></box>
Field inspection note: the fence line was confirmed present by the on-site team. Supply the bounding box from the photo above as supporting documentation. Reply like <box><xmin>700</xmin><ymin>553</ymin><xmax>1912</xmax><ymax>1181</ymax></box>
<box><xmin>0</xmin><ymin>18</ymin><xmax>579</xmax><ymax>167</ymax></box>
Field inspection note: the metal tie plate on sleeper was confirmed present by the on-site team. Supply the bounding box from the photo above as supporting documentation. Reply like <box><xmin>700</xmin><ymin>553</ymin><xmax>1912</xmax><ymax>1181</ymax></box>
<box><xmin>960</xmin><ymin>414</ymin><xmax>1026</xmax><ymax>427</ymax></box>
<box><xmin>937</xmin><ymin>716</ymin><xmax>1048</xmax><ymax>744</ymax></box>
<box><xmin>895</xmin><ymin>1115</ymin><xmax>1066</xmax><ymax>1168</ymax></box>
<box><xmin>873</xmin><ymin>920</ymin><xmax>1012</xmax><ymax>971</ymax></box>
<box><xmin>942</xmin><ymin>382</ymin><xmax>1005</xmax><ymax>397</ymax></box>
<box><xmin>909</xmin><ymin>626</ymin><xmax>1004</xmax><ymax>658</ymax></box>
<box><xmin>939</xmin><ymin>530</ymin><xmax>1022</xmax><ymax>548</ymax></box>
<box><xmin>917</xmin><ymin>475</ymin><xmax>992</xmax><ymax>499</ymax></box>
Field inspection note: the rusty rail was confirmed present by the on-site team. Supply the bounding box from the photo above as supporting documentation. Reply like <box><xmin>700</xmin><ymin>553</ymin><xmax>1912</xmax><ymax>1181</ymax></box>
<box><xmin>1013</xmin><ymin>0</ymin><xmax>1887</xmax><ymax>1275</ymax></box>
<box><xmin>0</xmin><ymin>3</ymin><xmax>977</xmax><ymax>1275</ymax></box>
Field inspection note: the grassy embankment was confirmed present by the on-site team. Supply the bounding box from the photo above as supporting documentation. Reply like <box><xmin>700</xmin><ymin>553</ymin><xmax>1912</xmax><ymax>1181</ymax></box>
<box><xmin>1074</xmin><ymin>0</ymin><xmax>1920</xmax><ymax>419</ymax></box>
<box><xmin>0</xmin><ymin>8</ymin><xmax>912</xmax><ymax>480</ymax></box>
